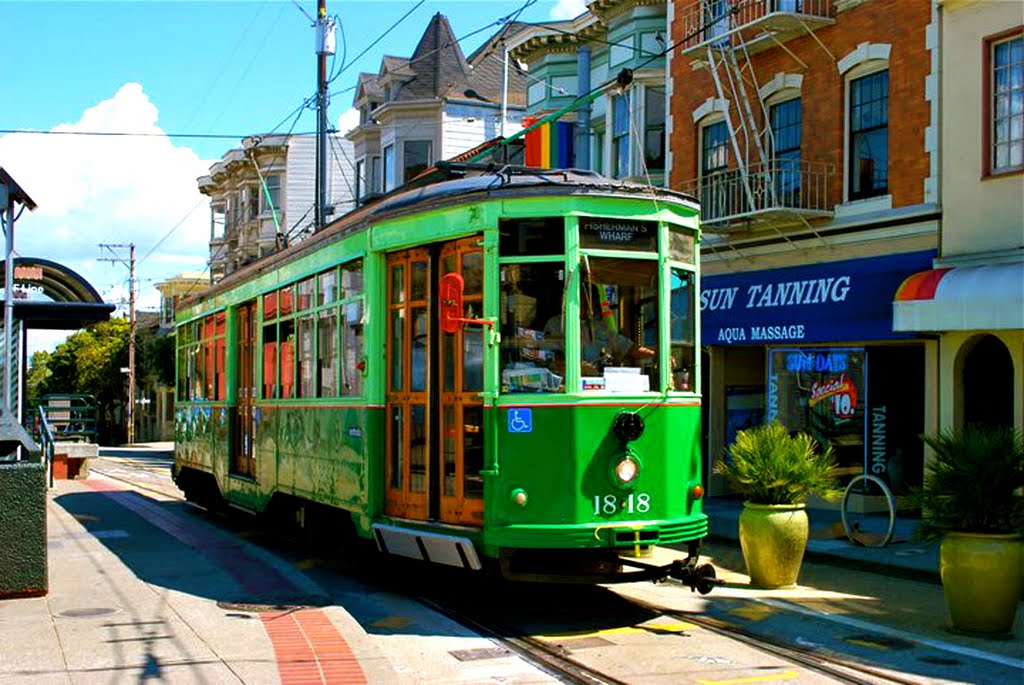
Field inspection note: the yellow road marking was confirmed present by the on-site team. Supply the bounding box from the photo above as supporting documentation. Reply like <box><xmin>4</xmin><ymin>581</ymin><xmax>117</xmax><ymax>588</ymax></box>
<box><xmin>698</xmin><ymin>670</ymin><xmax>799</xmax><ymax>684</ymax></box>
<box><xmin>728</xmin><ymin>604</ymin><xmax>777</xmax><ymax>621</ymax></box>
<box><xmin>536</xmin><ymin>619</ymin><xmax>694</xmax><ymax>641</ymax></box>
<box><xmin>370</xmin><ymin>616</ymin><xmax>413</xmax><ymax>630</ymax></box>
<box><xmin>845</xmin><ymin>638</ymin><xmax>890</xmax><ymax>650</ymax></box>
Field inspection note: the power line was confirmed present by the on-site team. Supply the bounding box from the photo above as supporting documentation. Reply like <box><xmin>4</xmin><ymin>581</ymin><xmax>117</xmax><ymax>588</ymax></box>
<box><xmin>329</xmin><ymin>0</ymin><xmax>426</xmax><ymax>85</ymax></box>
<box><xmin>0</xmin><ymin>129</ymin><xmax>317</xmax><ymax>140</ymax></box>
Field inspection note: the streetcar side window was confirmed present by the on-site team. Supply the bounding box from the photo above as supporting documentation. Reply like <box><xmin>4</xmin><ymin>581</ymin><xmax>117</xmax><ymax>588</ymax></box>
<box><xmin>498</xmin><ymin>217</ymin><xmax>564</xmax><ymax>256</ymax></box>
<box><xmin>176</xmin><ymin>315</ymin><xmax>226</xmax><ymax>402</ymax></box>
<box><xmin>339</xmin><ymin>260</ymin><xmax>365</xmax><ymax>396</ymax></box>
<box><xmin>258</xmin><ymin>264</ymin><xmax>366</xmax><ymax>400</ymax></box>
<box><xmin>670</xmin><ymin>268</ymin><xmax>696</xmax><ymax>391</ymax></box>
<box><xmin>499</xmin><ymin>263</ymin><xmax>566</xmax><ymax>393</ymax></box>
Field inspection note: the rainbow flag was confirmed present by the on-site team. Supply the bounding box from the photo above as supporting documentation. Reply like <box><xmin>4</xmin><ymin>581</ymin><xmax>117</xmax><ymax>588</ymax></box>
<box><xmin>524</xmin><ymin>118</ymin><xmax>575</xmax><ymax>169</ymax></box>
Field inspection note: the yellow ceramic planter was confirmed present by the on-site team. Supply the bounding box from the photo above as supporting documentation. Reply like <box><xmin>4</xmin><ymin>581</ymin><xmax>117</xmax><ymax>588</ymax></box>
<box><xmin>940</xmin><ymin>532</ymin><xmax>1023</xmax><ymax>635</ymax></box>
<box><xmin>738</xmin><ymin>502</ymin><xmax>808</xmax><ymax>588</ymax></box>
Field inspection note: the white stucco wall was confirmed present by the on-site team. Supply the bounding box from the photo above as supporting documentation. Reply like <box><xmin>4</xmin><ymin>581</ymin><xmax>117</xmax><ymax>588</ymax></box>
<box><xmin>941</xmin><ymin>0</ymin><xmax>1024</xmax><ymax>258</ymax></box>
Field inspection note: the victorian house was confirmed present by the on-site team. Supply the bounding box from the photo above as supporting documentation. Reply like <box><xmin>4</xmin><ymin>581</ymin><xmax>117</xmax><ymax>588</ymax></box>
<box><xmin>507</xmin><ymin>0</ymin><xmax>670</xmax><ymax>184</ymax></box>
<box><xmin>198</xmin><ymin>133</ymin><xmax>356</xmax><ymax>282</ymax></box>
<box><xmin>346</xmin><ymin>13</ymin><xmax>528</xmax><ymax>203</ymax></box>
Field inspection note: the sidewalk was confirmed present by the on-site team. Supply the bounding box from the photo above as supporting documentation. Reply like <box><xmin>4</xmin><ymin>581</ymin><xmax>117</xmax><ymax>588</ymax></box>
<box><xmin>701</xmin><ymin>497</ymin><xmax>942</xmax><ymax>584</ymax></box>
<box><xmin>0</xmin><ymin>475</ymin><xmax>400</xmax><ymax>684</ymax></box>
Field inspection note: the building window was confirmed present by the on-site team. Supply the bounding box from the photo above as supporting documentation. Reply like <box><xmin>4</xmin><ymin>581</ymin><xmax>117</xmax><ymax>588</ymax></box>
<box><xmin>700</xmin><ymin>120</ymin><xmax>731</xmax><ymax>219</ymax></box>
<box><xmin>612</xmin><ymin>93</ymin><xmax>630</xmax><ymax>178</ymax></box>
<box><xmin>705</xmin><ymin>0</ymin><xmax>729</xmax><ymax>48</ymax></box>
<box><xmin>355</xmin><ymin>160</ymin><xmax>364</xmax><ymax>200</ymax></box>
<box><xmin>161</xmin><ymin>295</ymin><xmax>175</xmax><ymax>327</ymax></box>
<box><xmin>848</xmin><ymin>69</ymin><xmax>888</xmax><ymax>200</ymax></box>
<box><xmin>527</xmin><ymin>80</ymin><xmax>546</xmax><ymax>105</ymax></box>
<box><xmin>246</xmin><ymin>185</ymin><xmax>259</xmax><ymax>221</ymax></box>
<box><xmin>403</xmin><ymin>140</ymin><xmax>432</xmax><ymax>183</ymax></box>
<box><xmin>770</xmin><ymin>98</ymin><xmax>801</xmax><ymax>205</ymax></box>
<box><xmin>383</xmin><ymin>145</ymin><xmax>395</xmax><ymax>191</ymax></box>
<box><xmin>644</xmin><ymin>87</ymin><xmax>666</xmax><ymax>173</ymax></box>
<box><xmin>610</xmin><ymin>39</ymin><xmax>633</xmax><ymax>66</ymax></box>
<box><xmin>261</xmin><ymin>175</ymin><xmax>282</xmax><ymax>216</ymax></box>
<box><xmin>990</xmin><ymin>34</ymin><xmax>1023</xmax><ymax>174</ymax></box>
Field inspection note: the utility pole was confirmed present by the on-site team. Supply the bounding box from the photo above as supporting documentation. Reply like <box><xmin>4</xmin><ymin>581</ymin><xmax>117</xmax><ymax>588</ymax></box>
<box><xmin>99</xmin><ymin>243</ymin><xmax>136</xmax><ymax>445</ymax></box>
<box><xmin>314</xmin><ymin>0</ymin><xmax>336</xmax><ymax>232</ymax></box>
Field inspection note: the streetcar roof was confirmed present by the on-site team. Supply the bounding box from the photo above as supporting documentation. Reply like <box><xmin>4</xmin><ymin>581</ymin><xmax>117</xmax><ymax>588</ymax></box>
<box><xmin>184</xmin><ymin>167</ymin><xmax>698</xmax><ymax>308</ymax></box>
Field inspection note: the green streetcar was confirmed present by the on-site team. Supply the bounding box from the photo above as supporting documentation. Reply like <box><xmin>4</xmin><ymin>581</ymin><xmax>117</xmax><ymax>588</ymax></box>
<box><xmin>173</xmin><ymin>165</ymin><xmax>716</xmax><ymax>587</ymax></box>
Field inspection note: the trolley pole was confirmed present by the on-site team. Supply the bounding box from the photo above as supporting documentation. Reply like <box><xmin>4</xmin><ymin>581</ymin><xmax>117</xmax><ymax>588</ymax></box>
<box><xmin>314</xmin><ymin>0</ymin><xmax>335</xmax><ymax>232</ymax></box>
<box><xmin>99</xmin><ymin>243</ymin><xmax>136</xmax><ymax>445</ymax></box>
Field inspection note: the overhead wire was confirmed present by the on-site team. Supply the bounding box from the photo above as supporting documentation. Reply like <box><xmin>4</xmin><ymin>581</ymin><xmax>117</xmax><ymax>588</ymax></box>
<box><xmin>328</xmin><ymin>0</ymin><xmax>427</xmax><ymax>85</ymax></box>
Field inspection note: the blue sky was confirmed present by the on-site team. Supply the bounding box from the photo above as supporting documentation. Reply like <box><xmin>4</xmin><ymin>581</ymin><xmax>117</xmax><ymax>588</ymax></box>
<box><xmin>0</xmin><ymin>0</ymin><xmax>586</xmax><ymax>353</ymax></box>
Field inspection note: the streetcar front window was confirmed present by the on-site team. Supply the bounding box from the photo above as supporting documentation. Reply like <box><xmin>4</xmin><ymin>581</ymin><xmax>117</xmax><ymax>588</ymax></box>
<box><xmin>577</xmin><ymin>257</ymin><xmax>659</xmax><ymax>391</ymax></box>
<box><xmin>499</xmin><ymin>263</ymin><xmax>566</xmax><ymax>393</ymax></box>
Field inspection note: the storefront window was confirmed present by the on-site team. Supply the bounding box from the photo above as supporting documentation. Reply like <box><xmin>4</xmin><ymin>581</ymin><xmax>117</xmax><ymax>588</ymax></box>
<box><xmin>767</xmin><ymin>348</ymin><xmax>866</xmax><ymax>483</ymax></box>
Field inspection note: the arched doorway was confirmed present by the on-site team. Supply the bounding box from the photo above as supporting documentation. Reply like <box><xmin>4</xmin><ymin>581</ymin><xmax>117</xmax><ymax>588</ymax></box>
<box><xmin>961</xmin><ymin>334</ymin><xmax>1014</xmax><ymax>429</ymax></box>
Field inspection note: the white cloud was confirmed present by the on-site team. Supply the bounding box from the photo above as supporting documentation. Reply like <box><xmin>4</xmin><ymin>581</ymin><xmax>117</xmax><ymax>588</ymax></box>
<box><xmin>549</xmin><ymin>0</ymin><xmax>587</xmax><ymax>20</ymax></box>
<box><xmin>336</xmin><ymin>107</ymin><xmax>360</xmax><ymax>136</ymax></box>
<box><xmin>0</xmin><ymin>83</ymin><xmax>213</xmax><ymax>353</ymax></box>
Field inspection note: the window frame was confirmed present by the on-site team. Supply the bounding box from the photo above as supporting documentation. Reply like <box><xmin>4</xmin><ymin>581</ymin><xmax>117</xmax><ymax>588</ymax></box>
<box><xmin>846</xmin><ymin>68</ymin><xmax>889</xmax><ymax>201</ymax></box>
<box><xmin>769</xmin><ymin>96</ymin><xmax>802</xmax><ymax>205</ymax></box>
<box><xmin>643</xmin><ymin>85</ymin><xmax>666</xmax><ymax>174</ymax></box>
<box><xmin>402</xmin><ymin>140</ymin><xmax>433</xmax><ymax>184</ymax></box>
<box><xmin>612</xmin><ymin>92</ymin><xmax>631</xmax><ymax>179</ymax></box>
<box><xmin>260</xmin><ymin>174</ymin><xmax>282</xmax><ymax>217</ymax></box>
<box><xmin>383</xmin><ymin>144</ymin><xmax>395</xmax><ymax>191</ymax></box>
<box><xmin>984</xmin><ymin>28</ymin><xmax>1024</xmax><ymax>177</ymax></box>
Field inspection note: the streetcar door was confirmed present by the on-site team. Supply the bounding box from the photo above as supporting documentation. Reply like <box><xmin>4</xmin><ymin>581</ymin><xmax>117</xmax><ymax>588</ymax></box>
<box><xmin>438</xmin><ymin>239</ymin><xmax>485</xmax><ymax>526</ymax></box>
<box><xmin>385</xmin><ymin>249</ymin><xmax>431</xmax><ymax>519</ymax></box>
<box><xmin>231</xmin><ymin>301</ymin><xmax>257</xmax><ymax>478</ymax></box>
<box><xmin>384</xmin><ymin>238</ymin><xmax>485</xmax><ymax>526</ymax></box>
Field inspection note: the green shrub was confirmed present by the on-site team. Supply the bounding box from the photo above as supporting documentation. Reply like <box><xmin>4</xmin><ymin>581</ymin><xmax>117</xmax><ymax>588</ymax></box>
<box><xmin>917</xmin><ymin>426</ymin><xmax>1024</xmax><ymax>539</ymax></box>
<box><xmin>717</xmin><ymin>421</ymin><xmax>839</xmax><ymax>505</ymax></box>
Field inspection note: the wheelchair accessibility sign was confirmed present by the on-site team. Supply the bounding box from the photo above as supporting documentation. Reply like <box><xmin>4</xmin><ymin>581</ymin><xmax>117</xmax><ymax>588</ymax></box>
<box><xmin>507</xmin><ymin>408</ymin><xmax>532</xmax><ymax>433</ymax></box>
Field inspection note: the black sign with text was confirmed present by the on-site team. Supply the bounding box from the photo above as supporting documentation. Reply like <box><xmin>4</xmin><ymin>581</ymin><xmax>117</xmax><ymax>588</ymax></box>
<box><xmin>579</xmin><ymin>218</ymin><xmax>657</xmax><ymax>252</ymax></box>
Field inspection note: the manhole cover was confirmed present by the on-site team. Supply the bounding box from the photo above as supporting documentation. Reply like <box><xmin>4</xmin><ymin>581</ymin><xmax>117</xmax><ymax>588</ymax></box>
<box><xmin>217</xmin><ymin>601</ymin><xmax>314</xmax><ymax>613</ymax></box>
<box><xmin>450</xmin><ymin>647</ymin><xmax>512</xmax><ymax>662</ymax></box>
<box><xmin>59</xmin><ymin>607</ymin><xmax>119</xmax><ymax>618</ymax></box>
<box><xmin>555</xmin><ymin>636</ymin><xmax>615</xmax><ymax>650</ymax></box>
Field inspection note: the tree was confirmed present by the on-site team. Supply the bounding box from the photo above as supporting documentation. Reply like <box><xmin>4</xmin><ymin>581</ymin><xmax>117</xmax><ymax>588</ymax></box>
<box><xmin>34</xmin><ymin>318</ymin><xmax>130</xmax><ymax>442</ymax></box>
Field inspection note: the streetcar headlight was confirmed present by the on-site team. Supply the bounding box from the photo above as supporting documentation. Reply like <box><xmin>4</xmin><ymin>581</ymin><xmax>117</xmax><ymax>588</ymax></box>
<box><xmin>691</xmin><ymin>484</ymin><xmax>705</xmax><ymax>500</ymax></box>
<box><xmin>510</xmin><ymin>488</ymin><xmax>528</xmax><ymax>507</ymax></box>
<box><xmin>614</xmin><ymin>456</ymin><xmax>640</xmax><ymax>484</ymax></box>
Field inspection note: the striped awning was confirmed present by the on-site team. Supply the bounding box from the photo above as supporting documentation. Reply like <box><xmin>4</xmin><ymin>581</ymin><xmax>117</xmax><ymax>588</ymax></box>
<box><xmin>893</xmin><ymin>262</ymin><xmax>1024</xmax><ymax>331</ymax></box>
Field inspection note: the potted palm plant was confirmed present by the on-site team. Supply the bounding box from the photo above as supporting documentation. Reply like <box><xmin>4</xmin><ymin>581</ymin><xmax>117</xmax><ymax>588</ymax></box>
<box><xmin>717</xmin><ymin>421</ymin><xmax>839</xmax><ymax>588</ymax></box>
<box><xmin>918</xmin><ymin>426</ymin><xmax>1024</xmax><ymax>635</ymax></box>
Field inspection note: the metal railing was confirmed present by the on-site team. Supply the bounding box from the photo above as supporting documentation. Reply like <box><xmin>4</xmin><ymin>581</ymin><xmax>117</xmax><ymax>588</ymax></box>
<box><xmin>680</xmin><ymin>159</ymin><xmax>835</xmax><ymax>225</ymax></box>
<box><xmin>37</xmin><ymin>408</ymin><xmax>56</xmax><ymax>488</ymax></box>
<box><xmin>678</xmin><ymin>0</ymin><xmax>835</xmax><ymax>53</ymax></box>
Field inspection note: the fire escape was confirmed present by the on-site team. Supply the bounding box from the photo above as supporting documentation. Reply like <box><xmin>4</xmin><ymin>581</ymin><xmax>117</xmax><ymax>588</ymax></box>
<box><xmin>678</xmin><ymin>0</ymin><xmax>836</xmax><ymax>230</ymax></box>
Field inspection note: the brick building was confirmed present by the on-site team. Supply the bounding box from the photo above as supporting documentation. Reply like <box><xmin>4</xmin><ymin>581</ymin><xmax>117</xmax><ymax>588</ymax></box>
<box><xmin>668</xmin><ymin>0</ymin><xmax>940</xmax><ymax>497</ymax></box>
